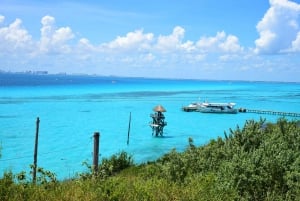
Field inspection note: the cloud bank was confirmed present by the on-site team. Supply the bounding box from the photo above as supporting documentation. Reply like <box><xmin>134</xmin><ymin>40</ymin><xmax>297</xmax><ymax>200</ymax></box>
<box><xmin>255</xmin><ymin>0</ymin><xmax>300</xmax><ymax>54</ymax></box>
<box><xmin>0</xmin><ymin>0</ymin><xmax>300</xmax><ymax>81</ymax></box>
<box><xmin>0</xmin><ymin>16</ymin><xmax>244</xmax><ymax>63</ymax></box>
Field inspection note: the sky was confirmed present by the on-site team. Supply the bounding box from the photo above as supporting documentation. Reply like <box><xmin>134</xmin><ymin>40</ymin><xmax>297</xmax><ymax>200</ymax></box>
<box><xmin>0</xmin><ymin>0</ymin><xmax>300</xmax><ymax>82</ymax></box>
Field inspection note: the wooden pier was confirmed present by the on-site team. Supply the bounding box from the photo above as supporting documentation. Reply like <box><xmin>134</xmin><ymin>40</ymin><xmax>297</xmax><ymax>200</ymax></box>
<box><xmin>239</xmin><ymin>108</ymin><xmax>300</xmax><ymax>117</ymax></box>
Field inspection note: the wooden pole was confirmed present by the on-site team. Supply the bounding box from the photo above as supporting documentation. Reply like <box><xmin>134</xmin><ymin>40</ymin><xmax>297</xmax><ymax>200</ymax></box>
<box><xmin>33</xmin><ymin>117</ymin><xmax>40</xmax><ymax>184</ymax></box>
<box><xmin>127</xmin><ymin>112</ymin><xmax>131</xmax><ymax>145</ymax></box>
<box><xmin>93</xmin><ymin>132</ymin><xmax>100</xmax><ymax>174</ymax></box>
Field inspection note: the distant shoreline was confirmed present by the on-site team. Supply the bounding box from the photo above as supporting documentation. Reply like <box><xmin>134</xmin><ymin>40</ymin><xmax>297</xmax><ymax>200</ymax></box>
<box><xmin>0</xmin><ymin>70</ymin><xmax>299</xmax><ymax>84</ymax></box>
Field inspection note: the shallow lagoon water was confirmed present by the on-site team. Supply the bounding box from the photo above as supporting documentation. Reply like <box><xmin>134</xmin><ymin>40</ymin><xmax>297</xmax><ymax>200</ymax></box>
<box><xmin>0</xmin><ymin>74</ymin><xmax>299</xmax><ymax>179</ymax></box>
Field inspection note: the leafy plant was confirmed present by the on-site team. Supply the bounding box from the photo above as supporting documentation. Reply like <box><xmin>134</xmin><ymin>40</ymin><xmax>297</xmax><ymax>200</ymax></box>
<box><xmin>1</xmin><ymin>118</ymin><xmax>300</xmax><ymax>201</ymax></box>
<box><xmin>80</xmin><ymin>151</ymin><xmax>134</xmax><ymax>180</ymax></box>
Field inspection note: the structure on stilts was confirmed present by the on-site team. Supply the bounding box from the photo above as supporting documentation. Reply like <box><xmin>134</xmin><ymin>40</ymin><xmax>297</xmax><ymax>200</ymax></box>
<box><xmin>149</xmin><ymin>105</ymin><xmax>167</xmax><ymax>136</ymax></box>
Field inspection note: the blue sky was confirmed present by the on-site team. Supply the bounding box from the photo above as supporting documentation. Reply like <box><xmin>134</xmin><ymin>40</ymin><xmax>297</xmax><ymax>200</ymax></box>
<box><xmin>0</xmin><ymin>0</ymin><xmax>300</xmax><ymax>82</ymax></box>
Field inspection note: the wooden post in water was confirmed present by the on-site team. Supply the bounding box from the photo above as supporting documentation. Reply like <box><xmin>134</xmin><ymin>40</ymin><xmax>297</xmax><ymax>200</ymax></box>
<box><xmin>33</xmin><ymin>117</ymin><xmax>40</xmax><ymax>184</ymax></box>
<box><xmin>93</xmin><ymin>132</ymin><xmax>100</xmax><ymax>174</ymax></box>
<box><xmin>127</xmin><ymin>112</ymin><xmax>131</xmax><ymax>145</ymax></box>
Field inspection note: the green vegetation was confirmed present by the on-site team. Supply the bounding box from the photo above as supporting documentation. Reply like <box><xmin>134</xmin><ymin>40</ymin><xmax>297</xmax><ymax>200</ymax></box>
<box><xmin>1</xmin><ymin>118</ymin><xmax>300</xmax><ymax>201</ymax></box>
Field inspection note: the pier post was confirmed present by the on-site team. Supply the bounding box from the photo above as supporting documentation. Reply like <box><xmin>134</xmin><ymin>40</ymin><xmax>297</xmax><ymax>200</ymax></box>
<box><xmin>93</xmin><ymin>132</ymin><xmax>100</xmax><ymax>174</ymax></box>
<box><xmin>32</xmin><ymin>117</ymin><xmax>40</xmax><ymax>184</ymax></box>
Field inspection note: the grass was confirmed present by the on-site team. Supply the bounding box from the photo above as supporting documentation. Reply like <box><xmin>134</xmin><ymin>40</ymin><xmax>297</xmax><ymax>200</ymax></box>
<box><xmin>1</xmin><ymin>118</ymin><xmax>300</xmax><ymax>201</ymax></box>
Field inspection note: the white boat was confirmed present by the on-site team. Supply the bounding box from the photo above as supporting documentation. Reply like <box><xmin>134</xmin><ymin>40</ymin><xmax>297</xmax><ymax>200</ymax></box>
<box><xmin>197</xmin><ymin>102</ymin><xmax>237</xmax><ymax>114</ymax></box>
<box><xmin>182</xmin><ymin>102</ymin><xmax>202</xmax><ymax>112</ymax></box>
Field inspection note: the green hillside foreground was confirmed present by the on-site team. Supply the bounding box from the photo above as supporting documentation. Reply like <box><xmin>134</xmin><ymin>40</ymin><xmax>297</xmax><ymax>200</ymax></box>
<box><xmin>1</xmin><ymin>118</ymin><xmax>300</xmax><ymax>201</ymax></box>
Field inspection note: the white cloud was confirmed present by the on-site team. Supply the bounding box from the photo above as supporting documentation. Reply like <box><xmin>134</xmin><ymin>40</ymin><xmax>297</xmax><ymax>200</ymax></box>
<box><xmin>78</xmin><ymin>38</ymin><xmax>96</xmax><ymax>51</ymax></box>
<box><xmin>39</xmin><ymin>15</ymin><xmax>54</xmax><ymax>52</ymax></box>
<box><xmin>75</xmin><ymin>38</ymin><xmax>96</xmax><ymax>61</ymax></box>
<box><xmin>0</xmin><ymin>18</ymin><xmax>32</xmax><ymax>51</ymax></box>
<box><xmin>219</xmin><ymin>35</ymin><xmax>243</xmax><ymax>52</ymax></box>
<box><xmin>103</xmin><ymin>29</ymin><xmax>153</xmax><ymax>52</ymax></box>
<box><xmin>154</xmin><ymin>26</ymin><xmax>202</xmax><ymax>53</ymax></box>
<box><xmin>155</xmin><ymin>26</ymin><xmax>187</xmax><ymax>53</ymax></box>
<box><xmin>39</xmin><ymin>15</ymin><xmax>74</xmax><ymax>54</ymax></box>
<box><xmin>41</xmin><ymin>15</ymin><xmax>55</xmax><ymax>36</ymax></box>
<box><xmin>196</xmin><ymin>31</ymin><xmax>242</xmax><ymax>53</ymax></box>
<box><xmin>196</xmin><ymin>31</ymin><xmax>225</xmax><ymax>52</ymax></box>
<box><xmin>181</xmin><ymin>40</ymin><xmax>195</xmax><ymax>52</ymax></box>
<box><xmin>52</xmin><ymin>27</ymin><xmax>74</xmax><ymax>51</ymax></box>
<box><xmin>255</xmin><ymin>0</ymin><xmax>300</xmax><ymax>54</ymax></box>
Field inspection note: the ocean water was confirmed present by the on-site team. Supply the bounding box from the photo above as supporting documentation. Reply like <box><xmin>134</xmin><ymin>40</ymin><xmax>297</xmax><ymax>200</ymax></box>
<box><xmin>0</xmin><ymin>74</ymin><xmax>300</xmax><ymax>180</ymax></box>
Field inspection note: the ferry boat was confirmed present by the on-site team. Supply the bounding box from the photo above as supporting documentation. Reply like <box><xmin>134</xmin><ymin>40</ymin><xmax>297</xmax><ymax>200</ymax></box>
<box><xmin>182</xmin><ymin>101</ymin><xmax>238</xmax><ymax>114</ymax></box>
<box><xmin>197</xmin><ymin>102</ymin><xmax>238</xmax><ymax>114</ymax></box>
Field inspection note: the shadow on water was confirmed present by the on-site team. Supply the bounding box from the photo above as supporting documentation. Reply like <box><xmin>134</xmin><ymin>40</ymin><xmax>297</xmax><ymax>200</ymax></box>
<box><xmin>79</xmin><ymin>110</ymin><xmax>91</xmax><ymax>113</ymax></box>
<box><xmin>0</xmin><ymin>115</ymin><xmax>18</xmax><ymax>119</ymax></box>
<box><xmin>153</xmin><ymin>135</ymin><xmax>174</xmax><ymax>139</ymax></box>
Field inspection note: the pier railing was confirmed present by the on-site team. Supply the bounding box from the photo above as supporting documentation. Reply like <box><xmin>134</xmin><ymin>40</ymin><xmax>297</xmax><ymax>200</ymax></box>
<box><xmin>240</xmin><ymin>109</ymin><xmax>300</xmax><ymax>117</ymax></box>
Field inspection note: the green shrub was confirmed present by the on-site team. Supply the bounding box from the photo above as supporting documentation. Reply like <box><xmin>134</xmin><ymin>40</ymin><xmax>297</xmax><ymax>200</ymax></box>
<box><xmin>1</xmin><ymin>118</ymin><xmax>300</xmax><ymax>201</ymax></box>
<box><xmin>79</xmin><ymin>151</ymin><xmax>134</xmax><ymax>180</ymax></box>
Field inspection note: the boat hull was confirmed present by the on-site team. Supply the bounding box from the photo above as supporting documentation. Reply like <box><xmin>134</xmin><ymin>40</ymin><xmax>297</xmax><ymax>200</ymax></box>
<box><xmin>198</xmin><ymin>108</ymin><xmax>238</xmax><ymax>114</ymax></box>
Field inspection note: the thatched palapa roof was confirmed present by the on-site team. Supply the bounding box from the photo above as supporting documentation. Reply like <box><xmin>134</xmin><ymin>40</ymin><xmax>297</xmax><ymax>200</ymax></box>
<box><xmin>153</xmin><ymin>105</ymin><xmax>166</xmax><ymax>112</ymax></box>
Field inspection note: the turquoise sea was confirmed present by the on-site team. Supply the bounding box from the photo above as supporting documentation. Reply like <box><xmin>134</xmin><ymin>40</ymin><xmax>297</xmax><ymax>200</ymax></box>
<box><xmin>1</xmin><ymin>73</ymin><xmax>300</xmax><ymax>180</ymax></box>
